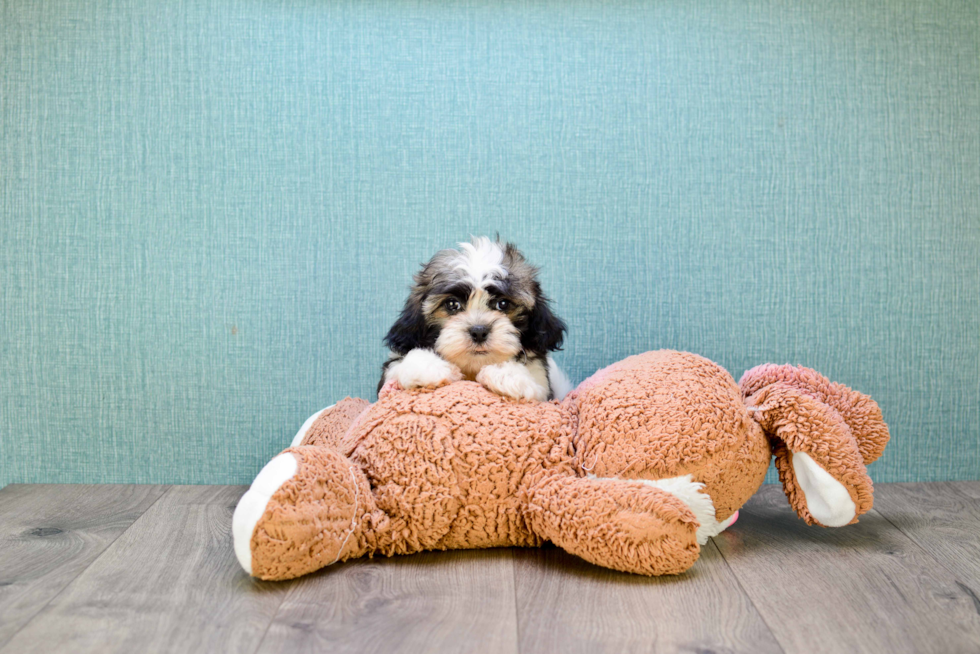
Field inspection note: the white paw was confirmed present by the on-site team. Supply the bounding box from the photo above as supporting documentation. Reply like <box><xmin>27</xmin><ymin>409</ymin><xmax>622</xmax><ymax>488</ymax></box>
<box><xmin>791</xmin><ymin>452</ymin><xmax>856</xmax><ymax>527</ymax></box>
<box><xmin>388</xmin><ymin>349</ymin><xmax>463</xmax><ymax>389</ymax></box>
<box><xmin>232</xmin><ymin>452</ymin><xmax>298</xmax><ymax>575</ymax></box>
<box><xmin>476</xmin><ymin>361</ymin><xmax>548</xmax><ymax>401</ymax></box>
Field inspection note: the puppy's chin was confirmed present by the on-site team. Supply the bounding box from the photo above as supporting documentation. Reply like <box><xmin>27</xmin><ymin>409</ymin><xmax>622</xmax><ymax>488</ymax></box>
<box><xmin>435</xmin><ymin>321</ymin><xmax>522</xmax><ymax>379</ymax></box>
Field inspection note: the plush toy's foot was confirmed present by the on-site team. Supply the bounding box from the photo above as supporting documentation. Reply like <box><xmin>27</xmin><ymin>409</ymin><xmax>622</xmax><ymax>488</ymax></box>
<box><xmin>526</xmin><ymin>475</ymin><xmax>702</xmax><ymax>576</ymax></box>
<box><xmin>637</xmin><ymin>474</ymin><xmax>739</xmax><ymax>544</ymax></box>
<box><xmin>233</xmin><ymin>452</ymin><xmax>299</xmax><ymax>575</ymax></box>
<box><xmin>232</xmin><ymin>446</ymin><xmax>376</xmax><ymax>580</ymax></box>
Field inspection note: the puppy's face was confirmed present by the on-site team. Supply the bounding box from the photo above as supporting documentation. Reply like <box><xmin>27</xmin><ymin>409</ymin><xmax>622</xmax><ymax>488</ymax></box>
<box><xmin>425</xmin><ymin>284</ymin><xmax>523</xmax><ymax>378</ymax></box>
<box><xmin>383</xmin><ymin>237</ymin><xmax>566</xmax><ymax>378</ymax></box>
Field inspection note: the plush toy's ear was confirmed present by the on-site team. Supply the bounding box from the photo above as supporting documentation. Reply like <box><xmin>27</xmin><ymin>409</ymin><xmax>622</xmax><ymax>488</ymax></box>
<box><xmin>745</xmin><ymin>382</ymin><xmax>872</xmax><ymax>526</ymax></box>
<box><xmin>740</xmin><ymin>364</ymin><xmax>889</xmax><ymax>465</ymax></box>
<box><xmin>523</xmin><ymin>293</ymin><xmax>567</xmax><ymax>354</ymax></box>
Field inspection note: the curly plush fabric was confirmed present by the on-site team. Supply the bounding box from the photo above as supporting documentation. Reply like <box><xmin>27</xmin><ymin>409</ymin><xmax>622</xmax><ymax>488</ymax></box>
<box><xmin>739</xmin><ymin>364</ymin><xmax>890</xmax><ymax>526</ymax></box>
<box><xmin>567</xmin><ymin>351</ymin><xmax>771</xmax><ymax>521</ymax></box>
<box><xmin>740</xmin><ymin>364</ymin><xmax>890</xmax><ymax>465</ymax></box>
<box><xmin>236</xmin><ymin>350</ymin><xmax>890</xmax><ymax>580</ymax></box>
<box><xmin>301</xmin><ymin>397</ymin><xmax>372</xmax><ymax>451</ymax></box>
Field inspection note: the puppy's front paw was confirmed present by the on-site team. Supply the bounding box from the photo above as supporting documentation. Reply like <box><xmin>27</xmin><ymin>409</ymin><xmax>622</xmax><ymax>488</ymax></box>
<box><xmin>391</xmin><ymin>349</ymin><xmax>463</xmax><ymax>390</ymax></box>
<box><xmin>476</xmin><ymin>361</ymin><xmax>548</xmax><ymax>401</ymax></box>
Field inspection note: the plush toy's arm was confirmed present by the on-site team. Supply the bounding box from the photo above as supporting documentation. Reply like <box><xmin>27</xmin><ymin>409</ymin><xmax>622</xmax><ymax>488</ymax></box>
<box><xmin>745</xmin><ymin>381</ymin><xmax>874</xmax><ymax>527</ymax></box>
<box><xmin>523</xmin><ymin>474</ymin><xmax>701</xmax><ymax>575</ymax></box>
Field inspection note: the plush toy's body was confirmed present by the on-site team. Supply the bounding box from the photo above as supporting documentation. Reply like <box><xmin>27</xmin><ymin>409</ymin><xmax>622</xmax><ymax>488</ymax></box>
<box><xmin>233</xmin><ymin>350</ymin><xmax>889</xmax><ymax>580</ymax></box>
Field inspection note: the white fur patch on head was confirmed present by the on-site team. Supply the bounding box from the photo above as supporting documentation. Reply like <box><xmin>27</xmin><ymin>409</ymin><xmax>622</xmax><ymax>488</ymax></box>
<box><xmin>454</xmin><ymin>236</ymin><xmax>506</xmax><ymax>289</ymax></box>
<box><xmin>791</xmin><ymin>451</ymin><xmax>856</xmax><ymax>527</ymax></box>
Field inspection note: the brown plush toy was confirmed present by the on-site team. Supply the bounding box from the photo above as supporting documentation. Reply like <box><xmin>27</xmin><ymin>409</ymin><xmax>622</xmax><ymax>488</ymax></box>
<box><xmin>233</xmin><ymin>350</ymin><xmax>889</xmax><ymax>580</ymax></box>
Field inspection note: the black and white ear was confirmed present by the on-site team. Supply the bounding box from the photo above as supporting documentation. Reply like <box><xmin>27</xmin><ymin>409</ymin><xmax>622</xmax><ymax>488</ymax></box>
<box><xmin>382</xmin><ymin>296</ymin><xmax>430</xmax><ymax>354</ymax></box>
<box><xmin>523</xmin><ymin>294</ymin><xmax>567</xmax><ymax>354</ymax></box>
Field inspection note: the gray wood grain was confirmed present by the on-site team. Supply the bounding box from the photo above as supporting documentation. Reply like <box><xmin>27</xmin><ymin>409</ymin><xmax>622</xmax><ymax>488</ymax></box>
<box><xmin>714</xmin><ymin>485</ymin><xmax>980</xmax><ymax>654</ymax></box>
<box><xmin>6</xmin><ymin>482</ymin><xmax>980</xmax><ymax>654</ymax></box>
<box><xmin>254</xmin><ymin>549</ymin><xmax>520</xmax><ymax>654</ymax></box>
<box><xmin>0</xmin><ymin>484</ymin><xmax>168</xmax><ymax>648</ymax></box>
<box><xmin>0</xmin><ymin>485</ymin><xmax>292</xmax><ymax>654</ymax></box>
<box><xmin>873</xmin><ymin>482</ymin><xmax>980</xmax><ymax>591</ymax></box>
<box><xmin>513</xmin><ymin>542</ymin><xmax>783</xmax><ymax>654</ymax></box>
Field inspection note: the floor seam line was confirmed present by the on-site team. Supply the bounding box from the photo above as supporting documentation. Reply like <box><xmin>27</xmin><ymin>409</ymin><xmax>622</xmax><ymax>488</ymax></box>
<box><xmin>248</xmin><ymin>576</ymin><xmax>297</xmax><ymax>654</ymax></box>
<box><xmin>710</xmin><ymin>536</ymin><xmax>788</xmax><ymax>654</ymax></box>
<box><xmin>510</xmin><ymin>549</ymin><xmax>523</xmax><ymax>654</ymax></box>
<box><xmin>0</xmin><ymin>484</ymin><xmax>173</xmax><ymax>653</ymax></box>
<box><xmin>872</xmin><ymin>503</ymin><xmax>979</xmax><ymax>597</ymax></box>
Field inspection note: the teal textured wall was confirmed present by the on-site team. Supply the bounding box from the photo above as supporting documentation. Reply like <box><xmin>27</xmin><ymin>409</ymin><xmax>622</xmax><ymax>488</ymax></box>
<box><xmin>2</xmin><ymin>0</ymin><xmax>978</xmax><ymax>487</ymax></box>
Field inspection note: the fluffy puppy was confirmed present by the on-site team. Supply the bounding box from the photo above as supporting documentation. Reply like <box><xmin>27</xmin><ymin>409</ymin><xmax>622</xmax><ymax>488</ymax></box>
<box><xmin>379</xmin><ymin>237</ymin><xmax>572</xmax><ymax>401</ymax></box>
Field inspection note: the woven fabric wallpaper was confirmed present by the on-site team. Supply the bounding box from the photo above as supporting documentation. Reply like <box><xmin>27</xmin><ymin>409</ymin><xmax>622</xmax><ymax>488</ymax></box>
<box><xmin>2</xmin><ymin>0</ymin><xmax>978</xmax><ymax>486</ymax></box>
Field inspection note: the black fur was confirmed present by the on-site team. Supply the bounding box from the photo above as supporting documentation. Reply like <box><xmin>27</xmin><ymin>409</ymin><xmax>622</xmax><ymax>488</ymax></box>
<box><xmin>378</xmin><ymin>296</ymin><xmax>438</xmax><ymax>394</ymax></box>
<box><xmin>520</xmin><ymin>287</ymin><xmax>566</xmax><ymax>356</ymax></box>
<box><xmin>382</xmin><ymin>297</ymin><xmax>434</xmax><ymax>355</ymax></box>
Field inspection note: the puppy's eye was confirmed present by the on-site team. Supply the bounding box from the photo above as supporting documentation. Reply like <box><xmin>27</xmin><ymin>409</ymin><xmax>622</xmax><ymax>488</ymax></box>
<box><xmin>492</xmin><ymin>298</ymin><xmax>511</xmax><ymax>312</ymax></box>
<box><xmin>444</xmin><ymin>298</ymin><xmax>462</xmax><ymax>314</ymax></box>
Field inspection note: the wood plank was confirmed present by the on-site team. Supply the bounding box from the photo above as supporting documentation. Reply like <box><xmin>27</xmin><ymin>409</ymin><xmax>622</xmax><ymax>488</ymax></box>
<box><xmin>254</xmin><ymin>549</ymin><xmax>520</xmax><ymax>654</ymax></box>
<box><xmin>0</xmin><ymin>484</ymin><xmax>168</xmax><ymax>648</ymax></box>
<box><xmin>874</xmin><ymin>482</ymin><xmax>980</xmax><ymax>590</ymax></box>
<box><xmin>714</xmin><ymin>485</ymin><xmax>980</xmax><ymax>654</ymax></box>
<box><xmin>0</xmin><ymin>485</ymin><xmax>293</xmax><ymax>654</ymax></box>
<box><xmin>513</xmin><ymin>542</ymin><xmax>783</xmax><ymax>654</ymax></box>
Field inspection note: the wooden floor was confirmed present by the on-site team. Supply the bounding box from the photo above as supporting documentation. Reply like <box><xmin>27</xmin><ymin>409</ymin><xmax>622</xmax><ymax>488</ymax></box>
<box><xmin>1</xmin><ymin>483</ymin><xmax>978</xmax><ymax>654</ymax></box>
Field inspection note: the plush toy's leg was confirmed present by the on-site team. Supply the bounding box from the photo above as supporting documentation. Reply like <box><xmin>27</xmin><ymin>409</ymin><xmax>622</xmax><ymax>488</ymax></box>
<box><xmin>290</xmin><ymin>403</ymin><xmax>335</xmax><ymax>447</ymax></box>
<box><xmin>745</xmin><ymin>381</ymin><xmax>874</xmax><ymax>527</ymax></box>
<box><xmin>290</xmin><ymin>397</ymin><xmax>373</xmax><ymax>451</ymax></box>
<box><xmin>232</xmin><ymin>445</ymin><xmax>385</xmax><ymax>580</ymax></box>
<box><xmin>524</xmin><ymin>475</ymin><xmax>702</xmax><ymax>575</ymax></box>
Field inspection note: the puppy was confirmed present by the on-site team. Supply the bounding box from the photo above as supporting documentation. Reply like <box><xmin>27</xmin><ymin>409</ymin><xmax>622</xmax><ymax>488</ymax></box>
<box><xmin>379</xmin><ymin>237</ymin><xmax>572</xmax><ymax>401</ymax></box>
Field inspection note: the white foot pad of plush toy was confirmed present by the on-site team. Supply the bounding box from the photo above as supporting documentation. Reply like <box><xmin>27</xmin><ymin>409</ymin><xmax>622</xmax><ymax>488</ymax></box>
<box><xmin>290</xmin><ymin>404</ymin><xmax>336</xmax><ymax>447</ymax></box>
<box><xmin>638</xmin><ymin>474</ymin><xmax>738</xmax><ymax>544</ymax></box>
<box><xmin>791</xmin><ymin>451</ymin><xmax>856</xmax><ymax>527</ymax></box>
<box><xmin>232</xmin><ymin>452</ymin><xmax>298</xmax><ymax>575</ymax></box>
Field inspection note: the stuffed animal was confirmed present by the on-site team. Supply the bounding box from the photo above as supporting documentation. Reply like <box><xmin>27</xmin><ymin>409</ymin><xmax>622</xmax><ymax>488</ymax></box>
<box><xmin>233</xmin><ymin>350</ymin><xmax>889</xmax><ymax>580</ymax></box>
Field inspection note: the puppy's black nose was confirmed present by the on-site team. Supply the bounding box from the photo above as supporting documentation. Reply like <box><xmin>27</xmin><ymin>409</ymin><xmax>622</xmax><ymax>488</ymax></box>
<box><xmin>469</xmin><ymin>325</ymin><xmax>490</xmax><ymax>344</ymax></box>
